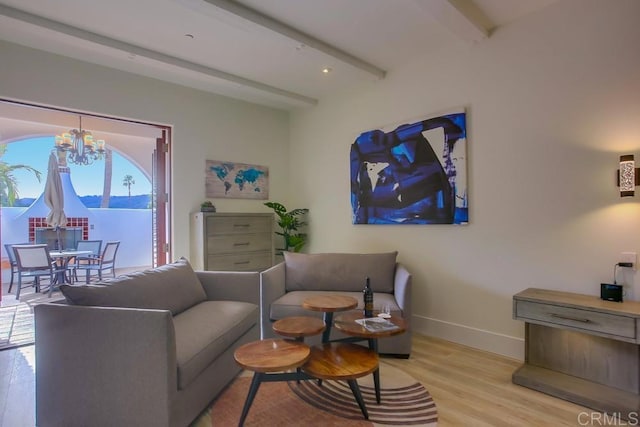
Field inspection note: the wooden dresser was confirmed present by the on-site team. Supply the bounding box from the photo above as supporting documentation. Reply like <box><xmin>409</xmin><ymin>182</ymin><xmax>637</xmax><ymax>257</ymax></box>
<box><xmin>513</xmin><ymin>288</ymin><xmax>640</xmax><ymax>418</ymax></box>
<box><xmin>190</xmin><ymin>212</ymin><xmax>274</xmax><ymax>271</ymax></box>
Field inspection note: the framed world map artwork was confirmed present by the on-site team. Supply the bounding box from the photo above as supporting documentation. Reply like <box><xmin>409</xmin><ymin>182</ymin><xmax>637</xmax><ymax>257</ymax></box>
<box><xmin>205</xmin><ymin>160</ymin><xmax>269</xmax><ymax>199</ymax></box>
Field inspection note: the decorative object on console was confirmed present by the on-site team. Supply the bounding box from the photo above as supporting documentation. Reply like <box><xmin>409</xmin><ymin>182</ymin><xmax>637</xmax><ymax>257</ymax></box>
<box><xmin>264</xmin><ymin>201</ymin><xmax>309</xmax><ymax>254</ymax></box>
<box><xmin>200</xmin><ymin>200</ymin><xmax>216</xmax><ymax>212</ymax></box>
<box><xmin>601</xmin><ymin>262</ymin><xmax>633</xmax><ymax>302</ymax></box>
<box><xmin>350</xmin><ymin>108</ymin><xmax>467</xmax><ymax>225</ymax></box>
<box><xmin>601</xmin><ymin>283</ymin><xmax>623</xmax><ymax>302</ymax></box>
<box><xmin>205</xmin><ymin>159</ymin><xmax>268</xmax><ymax>199</ymax></box>
<box><xmin>617</xmin><ymin>154</ymin><xmax>639</xmax><ymax>197</ymax></box>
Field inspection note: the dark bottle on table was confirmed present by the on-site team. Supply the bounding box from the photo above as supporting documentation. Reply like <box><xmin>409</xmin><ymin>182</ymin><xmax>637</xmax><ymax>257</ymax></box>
<box><xmin>363</xmin><ymin>276</ymin><xmax>374</xmax><ymax>318</ymax></box>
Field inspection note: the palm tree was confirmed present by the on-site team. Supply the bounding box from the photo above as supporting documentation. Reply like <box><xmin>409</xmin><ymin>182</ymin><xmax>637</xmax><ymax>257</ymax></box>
<box><xmin>100</xmin><ymin>148</ymin><xmax>112</xmax><ymax>208</ymax></box>
<box><xmin>0</xmin><ymin>145</ymin><xmax>42</xmax><ymax>206</ymax></box>
<box><xmin>122</xmin><ymin>174</ymin><xmax>135</xmax><ymax>200</ymax></box>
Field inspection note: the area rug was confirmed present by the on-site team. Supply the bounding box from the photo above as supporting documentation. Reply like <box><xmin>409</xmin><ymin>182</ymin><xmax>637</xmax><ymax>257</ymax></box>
<box><xmin>0</xmin><ymin>304</ymin><xmax>34</xmax><ymax>350</ymax></box>
<box><xmin>192</xmin><ymin>362</ymin><xmax>437</xmax><ymax>426</ymax></box>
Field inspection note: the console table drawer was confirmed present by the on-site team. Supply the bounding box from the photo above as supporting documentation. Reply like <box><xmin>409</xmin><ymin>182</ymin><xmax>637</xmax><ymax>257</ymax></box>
<box><xmin>515</xmin><ymin>300</ymin><xmax>636</xmax><ymax>340</ymax></box>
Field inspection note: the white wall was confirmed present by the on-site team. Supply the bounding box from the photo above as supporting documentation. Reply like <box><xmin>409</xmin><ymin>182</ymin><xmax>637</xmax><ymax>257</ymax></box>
<box><xmin>1</xmin><ymin>207</ymin><xmax>151</xmax><ymax>270</ymax></box>
<box><xmin>87</xmin><ymin>209</ymin><xmax>152</xmax><ymax>269</ymax></box>
<box><xmin>289</xmin><ymin>0</ymin><xmax>640</xmax><ymax>358</ymax></box>
<box><xmin>0</xmin><ymin>41</ymin><xmax>290</xmax><ymax>261</ymax></box>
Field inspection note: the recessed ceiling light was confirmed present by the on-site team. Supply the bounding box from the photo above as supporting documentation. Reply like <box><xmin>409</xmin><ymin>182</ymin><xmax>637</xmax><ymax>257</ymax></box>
<box><xmin>322</xmin><ymin>67</ymin><xmax>332</xmax><ymax>74</ymax></box>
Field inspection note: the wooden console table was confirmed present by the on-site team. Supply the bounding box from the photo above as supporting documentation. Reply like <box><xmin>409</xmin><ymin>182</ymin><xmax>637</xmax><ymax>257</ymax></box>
<box><xmin>513</xmin><ymin>288</ymin><xmax>640</xmax><ymax>418</ymax></box>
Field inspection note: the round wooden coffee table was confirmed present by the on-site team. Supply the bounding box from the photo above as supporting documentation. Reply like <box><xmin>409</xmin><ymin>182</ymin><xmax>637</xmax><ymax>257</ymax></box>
<box><xmin>234</xmin><ymin>338</ymin><xmax>311</xmax><ymax>426</ymax></box>
<box><xmin>272</xmin><ymin>316</ymin><xmax>326</xmax><ymax>341</ymax></box>
<box><xmin>334</xmin><ymin>312</ymin><xmax>407</xmax><ymax>340</ymax></box>
<box><xmin>303</xmin><ymin>342</ymin><xmax>379</xmax><ymax>420</ymax></box>
<box><xmin>334</xmin><ymin>312</ymin><xmax>407</xmax><ymax>403</ymax></box>
<box><xmin>303</xmin><ymin>294</ymin><xmax>357</xmax><ymax>342</ymax></box>
<box><xmin>302</xmin><ymin>294</ymin><xmax>358</xmax><ymax>312</ymax></box>
<box><xmin>234</xmin><ymin>338</ymin><xmax>375</xmax><ymax>424</ymax></box>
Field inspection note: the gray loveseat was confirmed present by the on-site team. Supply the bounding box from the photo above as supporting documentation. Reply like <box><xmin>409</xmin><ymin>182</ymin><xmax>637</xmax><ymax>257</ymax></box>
<box><xmin>260</xmin><ymin>251</ymin><xmax>412</xmax><ymax>356</ymax></box>
<box><xmin>35</xmin><ymin>258</ymin><xmax>259</xmax><ymax>427</ymax></box>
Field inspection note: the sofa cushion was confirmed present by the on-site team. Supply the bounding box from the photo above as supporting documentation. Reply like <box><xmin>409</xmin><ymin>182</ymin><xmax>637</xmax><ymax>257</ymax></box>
<box><xmin>173</xmin><ymin>300</ymin><xmax>258</xmax><ymax>390</ymax></box>
<box><xmin>284</xmin><ymin>252</ymin><xmax>397</xmax><ymax>293</ymax></box>
<box><xmin>59</xmin><ymin>258</ymin><xmax>207</xmax><ymax>315</ymax></box>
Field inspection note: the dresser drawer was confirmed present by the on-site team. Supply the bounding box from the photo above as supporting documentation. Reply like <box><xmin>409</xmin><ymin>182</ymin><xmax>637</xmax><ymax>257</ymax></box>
<box><xmin>207</xmin><ymin>233</ymin><xmax>271</xmax><ymax>254</ymax></box>
<box><xmin>206</xmin><ymin>215</ymin><xmax>272</xmax><ymax>235</ymax></box>
<box><xmin>192</xmin><ymin>212</ymin><xmax>274</xmax><ymax>272</ymax></box>
<box><xmin>207</xmin><ymin>252</ymin><xmax>272</xmax><ymax>271</ymax></box>
<box><xmin>515</xmin><ymin>299</ymin><xmax>637</xmax><ymax>340</ymax></box>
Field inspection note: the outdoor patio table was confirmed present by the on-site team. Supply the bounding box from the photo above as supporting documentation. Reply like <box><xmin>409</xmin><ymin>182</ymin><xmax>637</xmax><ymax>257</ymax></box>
<box><xmin>49</xmin><ymin>250</ymin><xmax>92</xmax><ymax>284</ymax></box>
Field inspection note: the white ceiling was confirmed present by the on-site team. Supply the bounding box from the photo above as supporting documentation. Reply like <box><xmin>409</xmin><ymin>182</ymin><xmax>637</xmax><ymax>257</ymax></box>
<box><xmin>0</xmin><ymin>0</ymin><xmax>559</xmax><ymax>111</ymax></box>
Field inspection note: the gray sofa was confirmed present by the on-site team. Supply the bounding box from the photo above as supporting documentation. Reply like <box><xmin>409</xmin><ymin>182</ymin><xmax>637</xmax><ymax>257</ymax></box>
<box><xmin>34</xmin><ymin>258</ymin><xmax>259</xmax><ymax>427</ymax></box>
<box><xmin>260</xmin><ymin>251</ymin><xmax>412</xmax><ymax>356</ymax></box>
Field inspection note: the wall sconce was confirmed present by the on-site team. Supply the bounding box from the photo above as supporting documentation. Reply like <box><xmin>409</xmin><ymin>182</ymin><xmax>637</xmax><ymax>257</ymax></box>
<box><xmin>617</xmin><ymin>155</ymin><xmax>640</xmax><ymax>197</ymax></box>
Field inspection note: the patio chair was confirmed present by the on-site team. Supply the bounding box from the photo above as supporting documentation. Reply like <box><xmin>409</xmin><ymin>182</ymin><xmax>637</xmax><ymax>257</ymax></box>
<box><xmin>68</xmin><ymin>240</ymin><xmax>103</xmax><ymax>282</ymax></box>
<box><xmin>13</xmin><ymin>244</ymin><xmax>66</xmax><ymax>299</ymax></box>
<box><xmin>76</xmin><ymin>241</ymin><xmax>120</xmax><ymax>284</ymax></box>
<box><xmin>4</xmin><ymin>242</ymin><xmax>30</xmax><ymax>294</ymax></box>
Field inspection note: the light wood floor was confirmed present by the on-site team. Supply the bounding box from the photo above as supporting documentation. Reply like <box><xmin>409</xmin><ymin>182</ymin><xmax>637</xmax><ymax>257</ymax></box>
<box><xmin>0</xmin><ymin>333</ymin><xmax>596</xmax><ymax>427</ymax></box>
<box><xmin>0</xmin><ymin>345</ymin><xmax>34</xmax><ymax>427</ymax></box>
<box><xmin>384</xmin><ymin>334</ymin><xmax>592</xmax><ymax>426</ymax></box>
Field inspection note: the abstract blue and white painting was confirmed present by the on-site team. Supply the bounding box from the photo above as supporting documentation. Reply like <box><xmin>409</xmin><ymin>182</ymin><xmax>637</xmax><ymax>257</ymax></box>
<box><xmin>206</xmin><ymin>160</ymin><xmax>269</xmax><ymax>199</ymax></box>
<box><xmin>350</xmin><ymin>109</ymin><xmax>467</xmax><ymax>225</ymax></box>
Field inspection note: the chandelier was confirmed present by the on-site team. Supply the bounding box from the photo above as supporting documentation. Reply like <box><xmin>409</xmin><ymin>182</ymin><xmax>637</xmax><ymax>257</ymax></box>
<box><xmin>54</xmin><ymin>116</ymin><xmax>106</xmax><ymax>165</ymax></box>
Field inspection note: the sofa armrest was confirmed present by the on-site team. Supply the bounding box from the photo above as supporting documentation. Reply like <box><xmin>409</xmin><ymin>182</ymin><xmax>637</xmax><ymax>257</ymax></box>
<box><xmin>35</xmin><ymin>303</ymin><xmax>176</xmax><ymax>427</ymax></box>
<box><xmin>259</xmin><ymin>262</ymin><xmax>286</xmax><ymax>338</ymax></box>
<box><xmin>394</xmin><ymin>263</ymin><xmax>412</xmax><ymax>320</ymax></box>
<box><xmin>196</xmin><ymin>270</ymin><xmax>260</xmax><ymax>305</ymax></box>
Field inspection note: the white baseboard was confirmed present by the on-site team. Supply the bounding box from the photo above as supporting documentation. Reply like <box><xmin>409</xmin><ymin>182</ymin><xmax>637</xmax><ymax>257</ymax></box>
<box><xmin>412</xmin><ymin>314</ymin><xmax>524</xmax><ymax>361</ymax></box>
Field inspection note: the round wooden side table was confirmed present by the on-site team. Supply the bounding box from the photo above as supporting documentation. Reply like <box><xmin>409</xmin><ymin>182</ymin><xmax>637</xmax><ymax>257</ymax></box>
<box><xmin>302</xmin><ymin>342</ymin><xmax>379</xmax><ymax>420</ymax></box>
<box><xmin>302</xmin><ymin>294</ymin><xmax>357</xmax><ymax>342</ymax></box>
<box><xmin>334</xmin><ymin>311</ymin><xmax>407</xmax><ymax>403</ymax></box>
<box><xmin>272</xmin><ymin>316</ymin><xmax>325</xmax><ymax>341</ymax></box>
<box><xmin>234</xmin><ymin>338</ymin><xmax>310</xmax><ymax>426</ymax></box>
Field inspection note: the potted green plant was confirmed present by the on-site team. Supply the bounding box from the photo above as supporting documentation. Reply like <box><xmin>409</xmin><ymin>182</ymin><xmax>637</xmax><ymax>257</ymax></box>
<box><xmin>264</xmin><ymin>201</ymin><xmax>309</xmax><ymax>253</ymax></box>
<box><xmin>200</xmin><ymin>201</ymin><xmax>216</xmax><ymax>212</ymax></box>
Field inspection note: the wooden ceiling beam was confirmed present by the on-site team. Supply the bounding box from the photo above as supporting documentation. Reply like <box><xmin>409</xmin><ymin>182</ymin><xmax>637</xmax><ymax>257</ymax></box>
<box><xmin>414</xmin><ymin>0</ymin><xmax>490</xmax><ymax>44</ymax></box>
<box><xmin>186</xmin><ymin>0</ymin><xmax>387</xmax><ymax>80</ymax></box>
<box><xmin>0</xmin><ymin>4</ymin><xmax>318</xmax><ymax>107</ymax></box>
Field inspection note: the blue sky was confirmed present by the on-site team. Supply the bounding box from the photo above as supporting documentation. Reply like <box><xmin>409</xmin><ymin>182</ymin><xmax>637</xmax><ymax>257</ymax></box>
<box><xmin>2</xmin><ymin>136</ymin><xmax>151</xmax><ymax>198</ymax></box>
